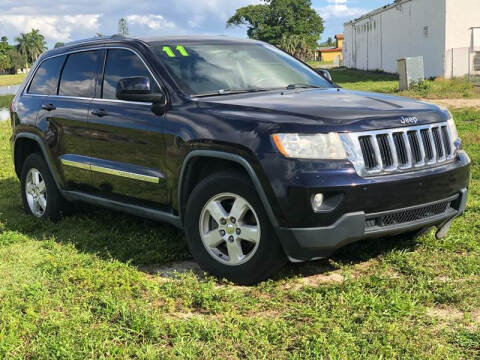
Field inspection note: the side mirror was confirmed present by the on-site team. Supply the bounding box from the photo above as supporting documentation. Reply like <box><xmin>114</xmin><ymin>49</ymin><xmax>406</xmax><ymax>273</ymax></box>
<box><xmin>116</xmin><ymin>76</ymin><xmax>165</xmax><ymax>103</ymax></box>
<box><xmin>317</xmin><ymin>69</ymin><xmax>333</xmax><ymax>82</ymax></box>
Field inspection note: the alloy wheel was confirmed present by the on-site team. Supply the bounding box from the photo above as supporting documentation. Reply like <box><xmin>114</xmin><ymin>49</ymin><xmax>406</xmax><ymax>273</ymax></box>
<box><xmin>25</xmin><ymin>168</ymin><xmax>47</xmax><ymax>217</ymax></box>
<box><xmin>199</xmin><ymin>192</ymin><xmax>261</xmax><ymax>266</ymax></box>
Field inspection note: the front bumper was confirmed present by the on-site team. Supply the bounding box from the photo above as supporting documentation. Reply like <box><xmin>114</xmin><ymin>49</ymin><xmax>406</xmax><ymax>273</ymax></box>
<box><xmin>262</xmin><ymin>151</ymin><xmax>471</xmax><ymax>261</ymax></box>
<box><xmin>277</xmin><ymin>189</ymin><xmax>468</xmax><ymax>261</ymax></box>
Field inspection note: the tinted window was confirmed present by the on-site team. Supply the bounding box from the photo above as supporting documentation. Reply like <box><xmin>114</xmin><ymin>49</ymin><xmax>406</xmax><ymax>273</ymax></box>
<box><xmin>152</xmin><ymin>43</ymin><xmax>332</xmax><ymax>95</ymax></box>
<box><xmin>102</xmin><ymin>49</ymin><xmax>159</xmax><ymax>100</ymax></box>
<box><xmin>59</xmin><ymin>51</ymin><xmax>99</xmax><ymax>98</ymax></box>
<box><xmin>28</xmin><ymin>56</ymin><xmax>65</xmax><ymax>95</ymax></box>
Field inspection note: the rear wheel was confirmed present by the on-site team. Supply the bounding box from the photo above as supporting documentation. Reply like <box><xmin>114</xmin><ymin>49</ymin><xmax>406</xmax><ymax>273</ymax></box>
<box><xmin>184</xmin><ymin>172</ymin><xmax>286</xmax><ymax>285</ymax></box>
<box><xmin>21</xmin><ymin>153</ymin><xmax>67</xmax><ymax>220</ymax></box>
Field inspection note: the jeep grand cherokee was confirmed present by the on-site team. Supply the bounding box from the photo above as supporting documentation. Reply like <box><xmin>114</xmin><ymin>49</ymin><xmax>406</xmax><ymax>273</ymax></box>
<box><xmin>10</xmin><ymin>35</ymin><xmax>470</xmax><ymax>284</ymax></box>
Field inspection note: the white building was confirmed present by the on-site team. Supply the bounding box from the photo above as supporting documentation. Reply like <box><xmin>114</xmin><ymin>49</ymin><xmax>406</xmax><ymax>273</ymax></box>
<box><xmin>343</xmin><ymin>0</ymin><xmax>480</xmax><ymax>78</ymax></box>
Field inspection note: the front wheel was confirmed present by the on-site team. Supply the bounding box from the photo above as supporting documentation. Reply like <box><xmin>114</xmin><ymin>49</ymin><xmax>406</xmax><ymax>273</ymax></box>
<box><xmin>184</xmin><ymin>172</ymin><xmax>286</xmax><ymax>285</ymax></box>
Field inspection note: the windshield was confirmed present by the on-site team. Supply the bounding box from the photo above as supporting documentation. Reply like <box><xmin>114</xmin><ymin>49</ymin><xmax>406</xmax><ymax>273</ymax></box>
<box><xmin>151</xmin><ymin>42</ymin><xmax>333</xmax><ymax>96</ymax></box>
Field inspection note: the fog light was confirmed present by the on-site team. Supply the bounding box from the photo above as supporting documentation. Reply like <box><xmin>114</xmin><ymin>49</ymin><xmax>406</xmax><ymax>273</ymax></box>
<box><xmin>312</xmin><ymin>193</ymin><xmax>324</xmax><ymax>211</ymax></box>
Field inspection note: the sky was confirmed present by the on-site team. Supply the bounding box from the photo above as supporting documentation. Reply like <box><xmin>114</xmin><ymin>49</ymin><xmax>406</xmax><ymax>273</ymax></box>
<box><xmin>0</xmin><ymin>0</ymin><xmax>389</xmax><ymax>49</ymax></box>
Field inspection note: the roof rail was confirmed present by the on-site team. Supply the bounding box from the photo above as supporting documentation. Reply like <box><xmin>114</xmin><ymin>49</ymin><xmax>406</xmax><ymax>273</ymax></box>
<box><xmin>62</xmin><ymin>34</ymin><xmax>128</xmax><ymax>47</ymax></box>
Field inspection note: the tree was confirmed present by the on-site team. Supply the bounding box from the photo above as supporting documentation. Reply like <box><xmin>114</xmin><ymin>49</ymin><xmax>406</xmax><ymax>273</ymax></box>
<box><xmin>227</xmin><ymin>0</ymin><xmax>324</xmax><ymax>60</ymax></box>
<box><xmin>54</xmin><ymin>42</ymin><xmax>65</xmax><ymax>48</ymax></box>
<box><xmin>7</xmin><ymin>48</ymin><xmax>24</xmax><ymax>73</ymax></box>
<box><xmin>0</xmin><ymin>54</ymin><xmax>11</xmax><ymax>73</ymax></box>
<box><xmin>279</xmin><ymin>34</ymin><xmax>314</xmax><ymax>61</ymax></box>
<box><xmin>15</xmin><ymin>29</ymin><xmax>47</xmax><ymax>66</ymax></box>
<box><xmin>1</xmin><ymin>36</ymin><xmax>8</xmax><ymax>46</ymax></box>
<box><xmin>118</xmin><ymin>18</ymin><xmax>129</xmax><ymax>36</ymax></box>
<box><xmin>28</xmin><ymin>29</ymin><xmax>47</xmax><ymax>60</ymax></box>
<box><xmin>327</xmin><ymin>37</ymin><xmax>333</xmax><ymax>47</ymax></box>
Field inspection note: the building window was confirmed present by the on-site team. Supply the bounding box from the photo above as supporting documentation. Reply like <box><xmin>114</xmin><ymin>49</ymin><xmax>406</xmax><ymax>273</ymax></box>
<box><xmin>424</xmin><ymin>26</ymin><xmax>429</xmax><ymax>38</ymax></box>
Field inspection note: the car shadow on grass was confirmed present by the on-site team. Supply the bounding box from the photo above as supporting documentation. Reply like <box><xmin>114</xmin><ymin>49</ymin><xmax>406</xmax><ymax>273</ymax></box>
<box><xmin>0</xmin><ymin>176</ymin><xmax>418</xmax><ymax>284</ymax></box>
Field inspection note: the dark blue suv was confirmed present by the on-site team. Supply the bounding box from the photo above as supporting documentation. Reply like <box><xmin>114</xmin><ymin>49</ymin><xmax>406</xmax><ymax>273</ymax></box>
<box><xmin>10</xmin><ymin>35</ymin><xmax>470</xmax><ymax>284</ymax></box>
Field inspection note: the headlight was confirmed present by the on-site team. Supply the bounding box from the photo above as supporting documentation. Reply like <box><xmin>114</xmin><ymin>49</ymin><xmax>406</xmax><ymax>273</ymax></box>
<box><xmin>272</xmin><ymin>133</ymin><xmax>347</xmax><ymax>159</ymax></box>
<box><xmin>447</xmin><ymin>118</ymin><xmax>459</xmax><ymax>142</ymax></box>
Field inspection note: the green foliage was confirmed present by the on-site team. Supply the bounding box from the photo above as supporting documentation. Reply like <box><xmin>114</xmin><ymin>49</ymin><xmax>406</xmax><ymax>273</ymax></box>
<box><xmin>409</xmin><ymin>80</ymin><xmax>433</xmax><ymax>97</ymax></box>
<box><xmin>0</xmin><ymin>54</ymin><xmax>11</xmax><ymax>71</ymax></box>
<box><xmin>0</xmin><ymin>29</ymin><xmax>46</xmax><ymax>73</ymax></box>
<box><xmin>54</xmin><ymin>42</ymin><xmax>65</xmax><ymax>49</ymax></box>
<box><xmin>0</xmin><ymin>95</ymin><xmax>14</xmax><ymax>108</ymax></box>
<box><xmin>15</xmin><ymin>29</ymin><xmax>47</xmax><ymax>66</ymax></box>
<box><xmin>6</xmin><ymin>49</ymin><xmax>24</xmax><ymax>73</ymax></box>
<box><xmin>324</xmin><ymin>68</ymin><xmax>480</xmax><ymax>99</ymax></box>
<box><xmin>227</xmin><ymin>0</ymin><xmax>324</xmax><ymax>60</ymax></box>
<box><xmin>0</xmin><ymin>80</ymin><xmax>479</xmax><ymax>358</ymax></box>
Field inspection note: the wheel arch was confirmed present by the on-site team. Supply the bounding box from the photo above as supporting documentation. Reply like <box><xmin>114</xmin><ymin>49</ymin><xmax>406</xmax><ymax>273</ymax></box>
<box><xmin>178</xmin><ymin>150</ymin><xmax>279</xmax><ymax>229</ymax></box>
<box><xmin>14</xmin><ymin>133</ymin><xmax>63</xmax><ymax>190</ymax></box>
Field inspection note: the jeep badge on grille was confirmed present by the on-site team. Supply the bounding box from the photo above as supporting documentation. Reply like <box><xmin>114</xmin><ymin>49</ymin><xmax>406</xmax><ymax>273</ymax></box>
<box><xmin>400</xmin><ymin>116</ymin><xmax>418</xmax><ymax>125</ymax></box>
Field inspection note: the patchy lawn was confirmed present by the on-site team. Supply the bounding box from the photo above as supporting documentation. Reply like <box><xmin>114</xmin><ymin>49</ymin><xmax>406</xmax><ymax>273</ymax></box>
<box><xmin>0</xmin><ymin>74</ymin><xmax>26</xmax><ymax>87</ymax></box>
<box><xmin>325</xmin><ymin>68</ymin><xmax>480</xmax><ymax>99</ymax></box>
<box><xmin>0</xmin><ymin>95</ymin><xmax>13</xmax><ymax>109</ymax></box>
<box><xmin>0</xmin><ymin>101</ymin><xmax>479</xmax><ymax>358</ymax></box>
<box><xmin>307</xmin><ymin>60</ymin><xmax>334</xmax><ymax>68</ymax></box>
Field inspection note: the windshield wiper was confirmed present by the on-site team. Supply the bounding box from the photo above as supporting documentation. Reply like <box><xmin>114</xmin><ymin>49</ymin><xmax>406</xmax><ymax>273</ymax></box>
<box><xmin>192</xmin><ymin>88</ymin><xmax>275</xmax><ymax>98</ymax></box>
<box><xmin>285</xmin><ymin>83</ymin><xmax>323</xmax><ymax>90</ymax></box>
<box><xmin>192</xmin><ymin>84</ymin><xmax>324</xmax><ymax>98</ymax></box>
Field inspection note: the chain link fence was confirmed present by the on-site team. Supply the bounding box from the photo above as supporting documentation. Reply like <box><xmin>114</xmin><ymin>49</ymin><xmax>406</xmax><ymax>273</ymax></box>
<box><xmin>446</xmin><ymin>47</ymin><xmax>480</xmax><ymax>85</ymax></box>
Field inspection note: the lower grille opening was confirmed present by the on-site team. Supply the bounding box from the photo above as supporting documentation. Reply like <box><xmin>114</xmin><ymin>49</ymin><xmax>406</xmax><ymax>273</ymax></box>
<box><xmin>365</xmin><ymin>199</ymin><xmax>455</xmax><ymax>229</ymax></box>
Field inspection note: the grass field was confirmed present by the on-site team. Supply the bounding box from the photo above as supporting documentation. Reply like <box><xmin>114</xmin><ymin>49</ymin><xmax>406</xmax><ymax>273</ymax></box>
<box><xmin>0</xmin><ymin>74</ymin><xmax>26</xmax><ymax>87</ymax></box>
<box><xmin>307</xmin><ymin>60</ymin><xmax>334</xmax><ymax>68</ymax></box>
<box><xmin>325</xmin><ymin>68</ymin><xmax>480</xmax><ymax>99</ymax></box>
<box><xmin>0</xmin><ymin>91</ymin><xmax>479</xmax><ymax>357</ymax></box>
<box><xmin>0</xmin><ymin>95</ymin><xmax>13</xmax><ymax>109</ymax></box>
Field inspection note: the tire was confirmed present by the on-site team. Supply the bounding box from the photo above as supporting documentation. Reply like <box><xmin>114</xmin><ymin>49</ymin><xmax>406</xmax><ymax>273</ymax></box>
<box><xmin>20</xmin><ymin>153</ymin><xmax>67</xmax><ymax>220</ymax></box>
<box><xmin>184</xmin><ymin>171</ymin><xmax>287</xmax><ymax>285</ymax></box>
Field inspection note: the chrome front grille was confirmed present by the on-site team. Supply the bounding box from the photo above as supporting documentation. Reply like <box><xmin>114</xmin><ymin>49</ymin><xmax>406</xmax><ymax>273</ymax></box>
<box><xmin>341</xmin><ymin>122</ymin><xmax>456</xmax><ymax>177</ymax></box>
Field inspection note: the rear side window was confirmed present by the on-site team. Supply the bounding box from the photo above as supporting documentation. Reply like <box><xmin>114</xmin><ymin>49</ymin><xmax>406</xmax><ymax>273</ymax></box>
<box><xmin>102</xmin><ymin>49</ymin><xmax>159</xmax><ymax>100</ymax></box>
<box><xmin>59</xmin><ymin>51</ymin><xmax>100</xmax><ymax>98</ymax></box>
<box><xmin>28</xmin><ymin>56</ymin><xmax>65</xmax><ymax>95</ymax></box>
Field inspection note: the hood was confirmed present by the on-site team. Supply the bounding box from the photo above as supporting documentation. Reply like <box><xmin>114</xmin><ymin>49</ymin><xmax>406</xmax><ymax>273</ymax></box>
<box><xmin>194</xmin><ymin>88</ymin><xmax>449</xmax><ymax>132</ymax></box>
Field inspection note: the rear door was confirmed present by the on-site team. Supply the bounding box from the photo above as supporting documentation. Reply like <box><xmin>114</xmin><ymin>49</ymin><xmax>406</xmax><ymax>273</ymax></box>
<box><xmin>22</xmin><ymin>55</ymin><xmax>65</xmax><ymax>130</ymax></box>
<box><xmin>87</xmin><ymin>48</ymin><xmax>169</xmax><ymax>206</ymax></box>
<box><xmin>45</xmin><ymin>50</ymin><xmax>102</xmax><ymax>190</ymax></box>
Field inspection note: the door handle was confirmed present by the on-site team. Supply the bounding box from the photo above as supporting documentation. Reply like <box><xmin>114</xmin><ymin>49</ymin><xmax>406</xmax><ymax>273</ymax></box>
<box><xmin>91</xmin><ymin>109</ymin><xmax>108</xmax><ymax>117</ymax></box>
<box><xmin>41</xmin><ymin>103</ymin><xmax>56</xmax><ymax>111</ymax></box>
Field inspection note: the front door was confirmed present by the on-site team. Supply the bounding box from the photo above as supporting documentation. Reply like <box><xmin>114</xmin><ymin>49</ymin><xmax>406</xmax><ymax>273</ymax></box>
<box><xmin>87</xmin><ymin>48</ymin><xmax>169</xmax><ymax>207</ymax></box>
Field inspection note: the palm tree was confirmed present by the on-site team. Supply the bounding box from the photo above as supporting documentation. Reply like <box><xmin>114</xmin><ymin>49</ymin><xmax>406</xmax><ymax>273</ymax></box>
<box><xmin>29</xmin><ymin>29</ymin><xmax>47</xmax><ymax>61</ymax></box>
<box><xmin>15</xmin><ymin>33</ymin><xmax>29</xmax><ymax>67</ymax></box>
<box><xmin>118</xmin><ymin>18</ymin><xmax>129</xmax><ymax>36</ymax></box>
<box><xmin>279</xmin><ymin>34</ymin><xmax>314</xmax><ymax>61</ymax></box>
<box><xmin>15</xmin><ymin>29</ymin><xmax>47</xmax><ymax>66</ymax></box>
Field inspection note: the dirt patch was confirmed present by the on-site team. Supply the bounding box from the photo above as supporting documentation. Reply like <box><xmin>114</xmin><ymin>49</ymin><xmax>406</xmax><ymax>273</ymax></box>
<box><xmin>427</xmin><ymin>306</ymin><xmax>480</xmax><ymax>331</ymax></box>
<box><xmin>139</xmin><ymin>261</ymin><xmax>204</xmax><ymax>279</ymax></box>
<box><xmin>427</xmin><ymin>306</ymin><xmax>464</xmax><ymax>321</ymax></box>
<box><xmin>422</xmin><ymin>98</ymin><xmax>480</xmax><ymax>109</ymax></box>
<box><xmin>299</xmin><ymin>272</ymin><xmax>345</xmax><ymax>287</ymax></box>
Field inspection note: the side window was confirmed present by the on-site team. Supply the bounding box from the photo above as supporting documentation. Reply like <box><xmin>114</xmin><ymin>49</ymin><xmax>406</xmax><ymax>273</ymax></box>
<box><xmin>28</xmin><ymin>56</ymin><xmax>65</xmax><ymax>95</ymax></box>
<box><xmin>102</xmin><ymin>49</ymin><xmax>159</xmax><ymax>100</ymax></box>
<box><xmin>59</xmin><ymin>51</ymin><xmax>100</xmax><ymax>98</ymax></box>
